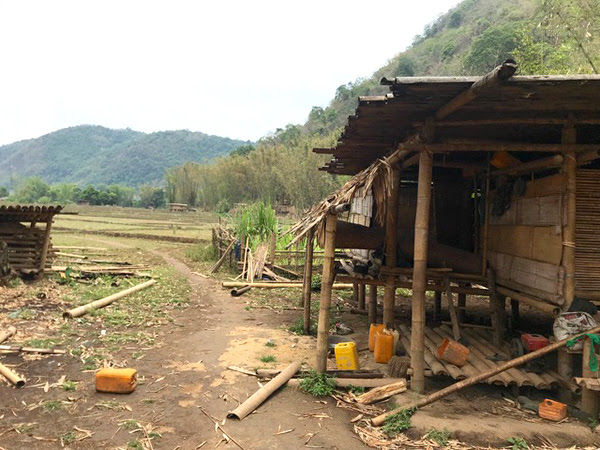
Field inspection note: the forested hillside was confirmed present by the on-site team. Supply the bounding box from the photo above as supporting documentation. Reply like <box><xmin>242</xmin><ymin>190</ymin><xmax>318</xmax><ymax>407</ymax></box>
<box><xmin>0</xmin><ymin>125</ymin><xmax>250</xmax><ymax>187</ymax></box>
<box><xmin>166</xmin><ymin>0</ymin><xmax>600</xmax><ymax>212</ymax></box>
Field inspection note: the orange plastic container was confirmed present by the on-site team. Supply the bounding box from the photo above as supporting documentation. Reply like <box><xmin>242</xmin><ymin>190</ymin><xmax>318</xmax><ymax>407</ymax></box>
<box><xmin>538</xmin><ymin>399</ymin><xmax>567</xmax><ymax>421</ymax></box>
<box><xmin>436</xmin><ymin>338</ymin><xmax>470</xmax><ymax>366</ymax></box>
<box><xmin>374</xmin><ymin>330</ymin><xmax>394</xmax><ymax>363</ymax></box>
<box><xmin>369</xmin><ymin>324</ymin><xmax>385</xmax><ymax>352</ymax></box>
<box><xmin>95</xmin><ymin>368</ymin><xmax>137</xmax><ymax>394</ymax></box>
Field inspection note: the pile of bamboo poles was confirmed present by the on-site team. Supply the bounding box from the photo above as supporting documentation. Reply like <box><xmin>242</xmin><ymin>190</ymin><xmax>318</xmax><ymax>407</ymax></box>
<box><xmin>398</xmin><ymin>324</ymin><xmax>563</xmax><ymax>390</ymax></box>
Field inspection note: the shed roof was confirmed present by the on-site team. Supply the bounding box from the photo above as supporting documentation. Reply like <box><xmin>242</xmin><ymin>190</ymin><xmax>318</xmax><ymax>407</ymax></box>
<box><xmin>0</xmin><ymin>205</ymin><xmax>63</xmax><ymax>223</ymax></box>
<box><xmin>318</xmin><ymin>74</ymin><xmax>600</xmax><ymax>175</ymax></box>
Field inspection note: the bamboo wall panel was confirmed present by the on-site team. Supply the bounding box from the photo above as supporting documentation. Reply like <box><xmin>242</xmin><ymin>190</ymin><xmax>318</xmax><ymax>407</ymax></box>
<box><xmin>0</xmin><ymin>222</ymin><xmax>54</xmax><ymax>271</ymax></box>
<box><xmin>575</xmin><ymin>169</ymin><xmax>600</xmax><ymax>295</ymax></box>
<box><xmin>489</xmin><ymin>251</ymin><xmax>562</xmax><ymax>303</ymax></box>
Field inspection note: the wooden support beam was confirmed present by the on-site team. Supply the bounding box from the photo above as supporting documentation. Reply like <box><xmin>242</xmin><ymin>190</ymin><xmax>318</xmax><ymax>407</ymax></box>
<box><xmin>368</xmin><ymin>284</ymin><xmax>377</xmax><ymax>325</ymax></box>
<box><xmin>443</xmin><ymin>275</ymin><xmax>461</xmax><ymax>341</ymax></box>
<box><xmin>410</xmin><ymin>150</ymin><xmax>433</xmax><ymax>393</ymax></box>
<box><xmin>400</xmin><ymin>142</ymin><xmax>598</xmax><ymax>154</ymax></box>
<box><xmin>37</xmin><ymin>218</ymin><xmax>53</xmax><ymax>277</ymax></box>
<box><xmin>358</xmin><ymin>284</ymin><xmax>366</xmax><ymax>310</ymax></box>
<box><xmin>433</xmin><ymin>292</ymin><xmax>442</xmax><ymax>322</ymax></box>
<box><xmin>383</xmin><ymin>169</ymin><xmax>400</xmax><ymax>326</ymax></box>
<box><xmin>434</xmin><ymin>59</ymin><xmax>518</xmax><ymax>121</ymax></box>
<box><xmin>487</xmin><ymin>269</ymin><xmax>506</xmax><ymax>346</ymax></box>
<box><xmin>562</xmin><ymin>123</ymin><xmax>577</xmax><ymax>310</ymax></box>
<box><xmin>481</xmin><ymin>163</ymin><xmax>491</xmax><ymax>275</ymax></box>
<box><xmin>316</xmin><ymin>214</ymin><xmax>337</xmax><ymax>373</ymax></box>
<box><xmin>302</xmin><ymin>229</ymin><xmax>315</xmax><ymax>335</ymax></box>
<box><xmin>581</xmin><ymin>337</ymin><xmax>600</xmax><ymax>417</ymax></box>
<box><xmin>457</xmin><ymin>292</ymin><xmax>467</xmax><ymax>323</ymax></box>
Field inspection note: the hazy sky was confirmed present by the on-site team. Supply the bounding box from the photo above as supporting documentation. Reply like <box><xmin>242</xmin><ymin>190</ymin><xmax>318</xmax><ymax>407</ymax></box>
<box><xmin>0</xmin><ymin>0</ymin><xmax>461</xmax><ymax>146</ymax></box>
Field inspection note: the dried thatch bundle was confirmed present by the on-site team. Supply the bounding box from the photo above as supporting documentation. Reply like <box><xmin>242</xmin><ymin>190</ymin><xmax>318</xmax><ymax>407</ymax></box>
<box><xmin>286</xmin><ymin>157</ymin><xmax>392</xmax><ymax>247</ymax></box>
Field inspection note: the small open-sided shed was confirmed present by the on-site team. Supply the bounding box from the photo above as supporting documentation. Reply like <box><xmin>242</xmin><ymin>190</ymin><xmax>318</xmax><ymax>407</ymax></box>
<box><xmin>0</xmin><ymin>205</ymin><xmax>63</xmax><ymax>277</ymax></box>
<box><xmin>289</xmin><ymin>61</ymin><xmax>600</xmax><ymax>397</ymax></box>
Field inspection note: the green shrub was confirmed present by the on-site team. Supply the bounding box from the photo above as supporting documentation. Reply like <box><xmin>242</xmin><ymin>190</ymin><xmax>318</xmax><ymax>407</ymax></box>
<box><xmin>382</xmin><ymin>408</ymin><xmax>416</xmax><ymax>437</ymax></box>
<box><xmin>299</xmin><ymin>370</ymin><xmax>336</xmax><ymax>397</ymax></box>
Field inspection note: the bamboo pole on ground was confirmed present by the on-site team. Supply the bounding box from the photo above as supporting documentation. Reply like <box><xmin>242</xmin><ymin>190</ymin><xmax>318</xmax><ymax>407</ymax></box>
<box><xmin>0</xmin><ymin>362</ymin><xmax>25</xmax><ymax>388</ymax></box>
<box><xmin>63</xmin><ymin>279</ymin><xmax>157</xmax><ymax>319</ymax></box>
<box><xmin>288</xmin><ymin>377</ymin><xmax>405</xmax><ymax>389</ymax></box>
<box><xmin>368</xmin><ymin>285</ymin><xmax>377</xmax><ymax>325</ymax></box>
<box><xmin>228</xmin><ymin>361</ymin><xmax>301</xmax><ymax>420</ymax></box>
<box><xmin>383</xmin><ymin>169</ymin><xmax>400</xmax><ymax>326</ymax></box>
<box><xmin>0</xmin><ymin>326</ymin><xmax>16</xmax><ymax>344</ymax></box>
<box><xmin>372</xmin><ymin>325</ymin><xmax>600</xmax><ymax>426</ymax></box>
<box><xmin>316</xmin><ymin>213</ymin><xmax>338</xmax><ymax>373</ymax></box>
<box><xmin>222</xmin><ymin>281</ymin><xmax>353</xmax><ymax>289</ymax></box>
<box><xmin>562</xmin><ymin>123</ymin><xmax>577</xmax><ymax>311</ymax></box>
<box><xmin>302</xmin><ymin>229</ymin><xmax>315</xmax><ymax>335</ymax></box>
<box><xmin>411</xmin><ymin>150</ymin><xmax>433</xmax><ymax>393</ymax></box>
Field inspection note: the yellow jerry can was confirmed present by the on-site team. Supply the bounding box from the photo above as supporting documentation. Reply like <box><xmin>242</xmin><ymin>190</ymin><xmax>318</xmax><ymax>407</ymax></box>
<box><xmin>334</xmin><ymin>342</ymin><xmax>360</xmax><ymax>370</ymax></box>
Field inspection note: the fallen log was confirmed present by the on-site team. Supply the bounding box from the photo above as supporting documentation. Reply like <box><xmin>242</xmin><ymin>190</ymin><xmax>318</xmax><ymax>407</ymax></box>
<box><xmin>0</xmin><ymin>345</ymin><xmax>66</xmax><ymax>355</ymax></box>
<box><xmin>222</xmin><ymin>281</ymin><xmax>353</xmax><ymax>289</ymax></box>
<box><xmin>0</xmin><ymin>362</ymin><xmax>25</xmax><ymax>388</ymax></box>
<box><xmin>63</xmin><ymin>279</ymin><xmax>157</xmax><ymax>319</ymax></box>
<box><xmin>356</xmin><ymin>380</ymin><xmax>407</xmax><ymax>404</ymax></box>
<box><xmin>227</xmin><ymin>361</ymin><xmax>301</xmax><ymax>420</ymax></box>
<box><xmin>0</xmin><ymin>326</ymin><xmax>16</xmax><ymax>344</ymax></box>
<box><xmin>372</xmin><ymin>325</ymin><xmax>600</xmax><ymax>426</ymax></box>
<box><xmin>288</xmin><ymin>377</ymin><xmax>405</xmax><ymax>388</ymax></box>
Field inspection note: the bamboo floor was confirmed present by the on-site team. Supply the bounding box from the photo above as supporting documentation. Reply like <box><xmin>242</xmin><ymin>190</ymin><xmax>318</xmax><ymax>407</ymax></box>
<box><xmin>398</xmin><ymin>324</ymin><xmax>563</xmax><ymax>390</ymax></box>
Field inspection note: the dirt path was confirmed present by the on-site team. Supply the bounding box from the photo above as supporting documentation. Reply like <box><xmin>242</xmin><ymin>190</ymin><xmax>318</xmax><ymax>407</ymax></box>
<box><xmin>1</xmin><ymin>244</ymin><xmax>598</xmax><ymax>449</ymax></box>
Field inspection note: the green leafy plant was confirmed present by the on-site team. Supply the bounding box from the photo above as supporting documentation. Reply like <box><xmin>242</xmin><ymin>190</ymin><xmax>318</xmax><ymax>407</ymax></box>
<box><xmin>311</xmin><ymin>274</ymin><xmax>322</xmax><ymax>292</ymax></box>
<box><xmin>587</xmin><ymin>417</ymin><xmax>599</xmax><ymax>430</ymax></box>
<box><xmin>62</xmin><ymin>381</ymin><xmax>77</xmax><ymax>391</ymax></box>
<box><xmin>259</xmin><ymin>355</ymin><xmax>276</xmax><ymax>363</ymax></box>
<box><xmin>299</xmin><ymin>370</ymin><xmax>336</xmax><ymax>397</ymax></box>
<box><xmin>426</xmin><ymin>428</ymin><xmax>451</xmax><ymax>447</ymax></box>
<box><xmin>42</xmin><ymin>401</ymin><xmax>62</xmax><ymax>412</ymax></box>
<box><xmin>382</xmin><ymin>408</ymin><xmax>416</xmax><ymax>437</ymax></box>
<box><xmin>288</xmin><ymin>317</ymin><xmax>317</xmax><ymax>336</ymax></box>
<box><xmin>264</xmin><ymin>341</ymin><xmax>276</xmax><ymax>348</ymax></box>
<box><xmin>506</xmin><ymin>437</ymin><xmax>529</xmax><ymax>450</ymax></box>
<box><xmin>347</xmin><ymin>385</ymin><xmax>366</xmax><ymax>395</ymax></box>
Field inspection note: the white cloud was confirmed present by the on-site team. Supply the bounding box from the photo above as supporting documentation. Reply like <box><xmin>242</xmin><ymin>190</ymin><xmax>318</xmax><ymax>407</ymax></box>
<box><xmin>0</xmin><ymin>0</ymin><xmax>461</xmax><ymax>146</ymax></box>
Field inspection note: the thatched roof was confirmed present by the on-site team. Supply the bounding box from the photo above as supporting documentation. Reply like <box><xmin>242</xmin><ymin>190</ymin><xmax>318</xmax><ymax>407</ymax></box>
<box><xmin>286</xmin><ymin>157</ymin><xmax>392</xmax><ymax>246</ymax></box>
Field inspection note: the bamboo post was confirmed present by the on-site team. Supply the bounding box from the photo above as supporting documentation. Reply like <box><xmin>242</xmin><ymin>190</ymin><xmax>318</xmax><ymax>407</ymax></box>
<box><xmin>37</xmin><ymin>217</ymin><xmax>53</xmax><ymax>278</ymax></box>
<box><xmin>358</xmin><ymin>284</ymin><xmax>366</xmax><ymax>310</ymax></box>
<box><xmin>302</xmin><ymin>229</ymin><xmax>315</xmax><ymax>334</ymax></box>
<box><xmin>410</xmin><ymin>151</ymin><xmax>433</xmax><ymax>393</ymax></box>
<box><xmin>510</xmin><ymin>299</ymin><xmax>519</xmax><ymax>326</ymax></box>
<box><xmin>372</xmin><ymin>325</ymin><xmax>600</xmax><ymax>427</ymax></box>
<box><xmin>383</xmin><ymin>169</ymin><xmax>400</xmax><ymax>326</ymax></box>
<box><xmin>353</xmin><ymin>283</ymin><xmax>359</xmax><ymax>305</ymax></box>
<box><xmin>581</xmin><ymin>337</ymin><xmax>600</xmax><ymax>417</ymax></box>
<box><xmin>368</xmin><ymin>285</ymin><xmax>377</xmax><ymax>325</ymax></box>
<box><xmin>316</xmin><ymin>213</ymin><xmax>338</xmax><ymax>373</ymax></box>
<box><xmin>269</xmin><ymin>232</ymin><xmax>277</xmax><ymax>265</ymax></box>
<box><xmin>487</xmin><ymin>269</ymin><xmax>505</xmax><ymax>346</ymax></box>
<box><xmin>63</xmin><ymin>279</ymin><xmax>157</xmax><ymax>319</ymax></box>
<box><xmin>562</xmin><ymin>123</ymin><xmax>576</xmax><ymax>310</ymax></box>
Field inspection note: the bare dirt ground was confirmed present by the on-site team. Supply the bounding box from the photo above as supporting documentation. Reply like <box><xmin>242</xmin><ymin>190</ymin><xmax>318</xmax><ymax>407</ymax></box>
<box><xmin>1</xmin><ymin>235</ymin><xmax>599</xmax><ymax>449</ymax></box>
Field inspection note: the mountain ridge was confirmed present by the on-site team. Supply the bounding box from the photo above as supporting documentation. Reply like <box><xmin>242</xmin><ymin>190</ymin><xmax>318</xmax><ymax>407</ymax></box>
<box><xmin>0</xmin><ymin>125</ymin><xmax>251</xmax><ymax>187</ymax></box>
